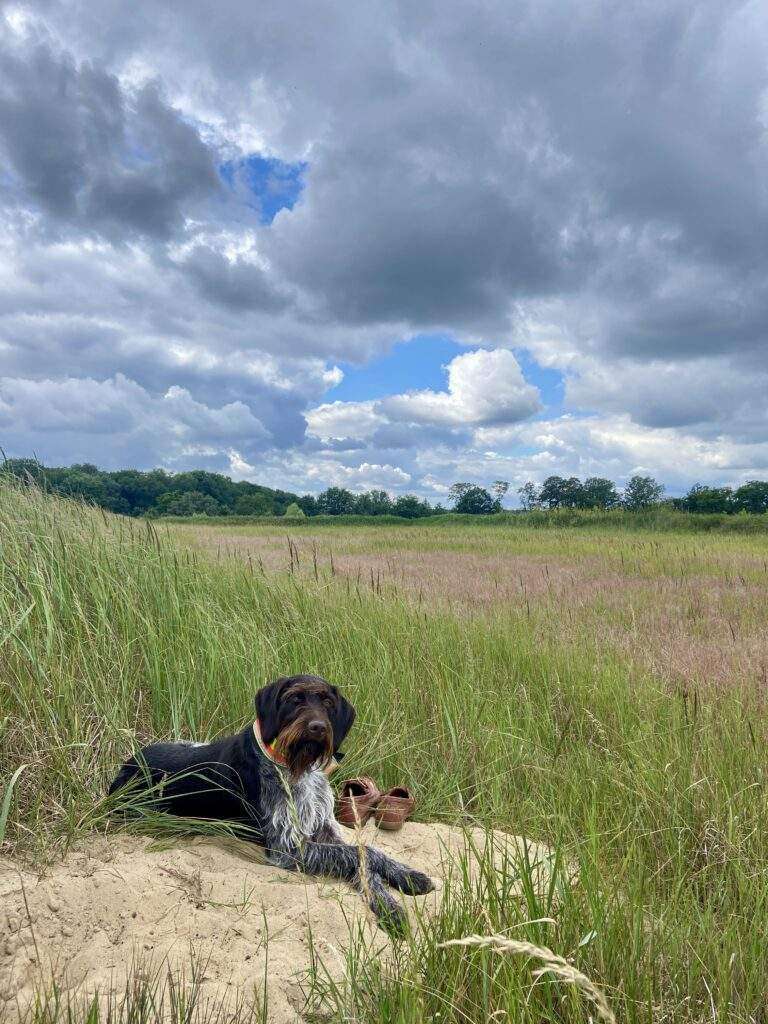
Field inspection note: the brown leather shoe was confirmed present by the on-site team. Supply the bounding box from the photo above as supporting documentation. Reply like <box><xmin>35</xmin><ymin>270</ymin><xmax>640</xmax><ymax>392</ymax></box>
<box><xmin>374</xmin><ymin>787</ymin><xmax>415</xmax><ymax>831</ymax></box>
<box><xmin>336</xmin><ymin>777</ymin><xmax>380</xmax><ymax>827</ymax></box>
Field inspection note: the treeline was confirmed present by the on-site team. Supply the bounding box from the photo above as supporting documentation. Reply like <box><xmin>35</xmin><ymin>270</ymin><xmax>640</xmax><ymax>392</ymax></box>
<box><xmin>517</xmin><ymin>474</ymin><xmax>768</xmax><ymax>515</ymax></box>
<box><xmin>0</xmin><ymin>460</ymin><xmax>300</xmax><ymax>518</ymax></box>
<box><xmin>2</xmin><ymin>460</ymin><xmax>767</xmax><ymax>519</ymax></box>
<box><xmin>670</xmin><ymin>482</ymin><xmax>768</xmax><ymax>515</ymax></box>
<box><xmin>292</xmin><ymin>488</ymin><xmax>438</xmax><ymax>518</ymax></box>
<box><xmin>0</xmin><ymin>459</ymin><xmax>440</xmax><ymax>519</ymax></box>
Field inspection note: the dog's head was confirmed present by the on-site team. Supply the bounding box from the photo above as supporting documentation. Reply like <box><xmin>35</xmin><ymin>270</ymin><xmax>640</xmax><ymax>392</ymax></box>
<box><xmin>255</xmin><ymin>674</ymin><xmax>355</xmax><ymax>778</ymax></box>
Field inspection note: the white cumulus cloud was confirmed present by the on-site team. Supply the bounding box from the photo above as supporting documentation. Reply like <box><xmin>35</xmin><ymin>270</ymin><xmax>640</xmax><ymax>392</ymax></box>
<box><xmin>306</xmin><ymin>349</ymin><xmax>541</xmax><ymax>451</ymax></box>
<box><xmin>381</xmin><ymin>349</ymin><xmax>541</xmax><ymax>427</ymax></box>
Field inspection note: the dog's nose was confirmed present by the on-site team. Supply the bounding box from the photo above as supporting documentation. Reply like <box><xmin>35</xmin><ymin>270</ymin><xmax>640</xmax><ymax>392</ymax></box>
<box><xmin>307</xmin><ymin>718</ymin><xmax>327</xmax><ymax>739</ymax></box>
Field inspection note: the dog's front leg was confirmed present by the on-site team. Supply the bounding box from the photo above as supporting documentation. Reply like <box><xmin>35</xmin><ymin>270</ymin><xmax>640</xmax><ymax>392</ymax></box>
<box><xmin>315</xmin><ymin>824</ymin><xmax>434</xmax><ymax>896</ymax></box>
<box><xmin>307</xmin><ymin>824</ymin><xmax>418</xmax><ymax>934</ymax></box>
<box><xmin>362</xmin><ymin>846</ymin><xmax>436</xmax><ymax>897</ymax></box>
<box><xmin>301</xmin><ymin>822</ymin><xmax>434</xmax><ymax>894</ymax></box>
<box><xmin>263</xmin><ymin>820</ymin><xmax>410</xmax><ymax>935</ymax></box>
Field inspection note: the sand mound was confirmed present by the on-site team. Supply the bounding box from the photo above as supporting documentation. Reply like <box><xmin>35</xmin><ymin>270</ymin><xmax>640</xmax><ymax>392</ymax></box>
<box><xmin>1</xmin><ymin>823</ymin><xmax>553</xmax><ymax>1022</ymax></box>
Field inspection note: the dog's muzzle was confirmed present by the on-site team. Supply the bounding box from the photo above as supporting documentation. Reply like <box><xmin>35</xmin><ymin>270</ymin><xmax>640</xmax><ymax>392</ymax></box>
<box><xmin>274</xmin><ymin>713</ymin><xmax>333</xmax><ymax>777</ymax></box>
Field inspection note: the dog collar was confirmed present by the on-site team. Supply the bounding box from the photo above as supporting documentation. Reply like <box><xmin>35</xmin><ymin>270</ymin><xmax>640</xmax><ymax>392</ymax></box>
<box><xmin>253</xmin><ymin>719</ymin><xmax>288</xmax><ymax>768</ymax></box>
<box><xmin>252</xmin><ymin>719</ymin><xmax>341</xmax><ymax>776</ymax></box>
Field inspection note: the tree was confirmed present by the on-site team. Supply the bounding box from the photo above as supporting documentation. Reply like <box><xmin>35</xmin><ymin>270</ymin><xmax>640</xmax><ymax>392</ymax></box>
<box><xmin>234</xmin><ymin>492</ymin><xmax>273</xmax><ymax>515</ymax></box>
<box><xmin>297</xmin><ymin>494</ymin><xmax>318</xmax><ymax>516</ymax></box>
<box><xmin>157</xmin><ymin>490</ymin><xmax>224</xmax><ymax>516</ymax></box>
<box><xmin>448</xmin><ymin>482</ymin><xmax>473</xmax><ymax>507</ymax></box>
<box><xmin>316</xmin><ymin>487</ymin><xmax>356</xmax><ymax>515</ymax></box>
<box><xmin>454</xmin><ymin>486</ymin><xmax>496</xmax><ymax>515</ymax></box>
<box><xmin>622</xmin><ymin>475</ymin><xmax>664</xmax><ymax>510</ymax></box>
<box><xmin>538</xmin><ymin>476</ymin><xmax>565</xmax><ymax>508</ymax></box>
<box><xmin>283</xmin><ymin>502</ymin><xmax>305</xmax><ymax>518</ymax></box>
<box><xmin>393</xmin><ymin>494</ymin><xmax>431</xmax><ymax>518</ymax></box>
<box><xmin>171</xmin><ymin>470</ymin><xmax>235</xmax><ymax>508</ymax></box>
<box><xmin>354</xmin><ymin>489</ymin><xmax>393</xmax><ymax>515</ymax></box>
<box><xmin>0</xmin><ymin>457</ymin><xmax>45</xmax><ymax>482</ymax></box>
<box><xmin>681</xmin><ymin>484</ymin><xmax>733</xmax><ymax>514</ymax></box>
<box><xmin>560</xmin><ymin>477</ymin><xmax>584</xmax><ymax>508</ymax></box>
<box><xmin>0</xmin><ymin>460</ymin><xmax>305</xmax><ymax>517</ymax></box>
<box><xmin>733</xmin><ymin>480</ymin><xmax>768</xmax><ymax>515</ymax></box>
<box><xmin>579</xmin><ymin>477</ymin><xmax>619</xmax><ymax>510</ymax></box>
<box><xmin>538</xmin><ymin>476</ymin><xmax>584</xmax><ymax>509</ymax></box>
<box><xmin>59</xmin><ymin>470</ymin><xmax>131</xmax><ymax>514</ymax></box>
<box><xmin>491</xmin><ymin>480</ymin><xmax>509</xmax><ymax>509</ymax></box>
<box><xmin>111</xmin><ymin>469</ymin><xmax>172</xmax><ymax>515</ymax></box>
<box><xmin>517</xmin><ymin>481</ymin><xmax>540</xmax><ymax>510</ymax></box>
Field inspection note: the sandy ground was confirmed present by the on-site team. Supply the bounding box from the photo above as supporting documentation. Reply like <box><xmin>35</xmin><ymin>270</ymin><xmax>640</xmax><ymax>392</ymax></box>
<box><xmin>0</xmin><ymin>822</ymin><xmax>553</xmax><ymax>1022</ymax></box>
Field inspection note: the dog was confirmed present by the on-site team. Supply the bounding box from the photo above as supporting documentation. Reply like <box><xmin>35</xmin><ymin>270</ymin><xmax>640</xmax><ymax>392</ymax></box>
<box><xmin>108</xmin><ymin>673</ymin><xmax>434</xmax><ymax>933</ymax></box>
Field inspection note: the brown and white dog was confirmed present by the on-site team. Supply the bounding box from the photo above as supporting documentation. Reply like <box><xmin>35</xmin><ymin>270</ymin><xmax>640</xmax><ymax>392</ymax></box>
<box><xmin>108</xmin><ymin>674</ymin><xmax>434</xmax><ymax>933</ymax></box>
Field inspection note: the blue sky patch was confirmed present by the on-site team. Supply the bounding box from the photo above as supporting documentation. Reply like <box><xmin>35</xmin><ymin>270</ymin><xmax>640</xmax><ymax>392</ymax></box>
<box><xmin>220</xmin><ymin>154</ymin><xmax>306</xmax><ymax>224</ymax></box>
<box><xmin>328</xmin><ymin>334</ymin><xmax>563</xmax><ymax>419</ymax></box>
<box><xmin>329</xmin><ymin>334</ymin><xmax>472</xmax><ymax>403</ymax></box>
<box><xmin>515</xmin><ymin>350</ymin><xmax>565</xmax><ymax>416</ymax></box>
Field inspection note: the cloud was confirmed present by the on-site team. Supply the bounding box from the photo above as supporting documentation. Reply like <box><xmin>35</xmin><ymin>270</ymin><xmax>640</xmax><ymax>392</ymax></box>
<box><xmin>1</xmin><ymin>1</ymin><xmax>767</xmax><ymax>497</ymax></box>
<box><xmin>566</xmin><ymin>358</ymin><xmax>768</xmax><ymax>437</ymax></box>
<box><xmin>0</xmin><ymin>374</ymin><xmax>270</xmax><ymax>467</ymax></box>
<box><xmin>0</xmin><ymin>40</ymin><xmax>219</xmax><ymax>239</ymax></box>
<box><xmin>306</xmin><ymin>400</ymin><xmax>382</xmax><ymax>444</ymax></box>
<box><xmin>225</xmin><ymin>448</ymin><xmax>413</xmax><ymax>494</ymax></box>
<box><xmin>305</xmin><ymin>461</ymin><xmax>412</xmax><ymax>490</ymax></box>
<box><xmin>381</xmin><ymin>349</ymin><xmax>541</xmax><ymax>427</ymax></box>
<box><xmin>474</xmin><ymin>414</ymin><xmax>768</xmax><ymax>490</ymax></box>
<box><xmin>306</xmin><ymin>349</ymin><xmax>540</xmax><ymax>452</ymax></box>
<box><xmin>178</xmin><ymin>243</ymin><xmax>288</xmax><ymax>313</ymax></box>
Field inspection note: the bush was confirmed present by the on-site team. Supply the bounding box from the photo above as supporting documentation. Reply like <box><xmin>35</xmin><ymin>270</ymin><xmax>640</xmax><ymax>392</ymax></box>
<box><xmin>283</xmin><ymin>502</ymin><xmax>306</xmax><ymax>518</ymax></box>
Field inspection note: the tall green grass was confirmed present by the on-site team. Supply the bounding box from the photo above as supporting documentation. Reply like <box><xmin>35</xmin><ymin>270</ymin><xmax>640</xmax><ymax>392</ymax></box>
<box><xmin>2</xmin><ymin>482</ymin><xmax>768</xmax><ymax>1021</ymax></box>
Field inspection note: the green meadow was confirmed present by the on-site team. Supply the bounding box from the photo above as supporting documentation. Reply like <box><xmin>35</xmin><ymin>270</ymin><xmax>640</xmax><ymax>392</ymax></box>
<box><xmin>3</xmin><ymin>482</ymin><xmax>768</xmax><ymax>1022</ymax></box>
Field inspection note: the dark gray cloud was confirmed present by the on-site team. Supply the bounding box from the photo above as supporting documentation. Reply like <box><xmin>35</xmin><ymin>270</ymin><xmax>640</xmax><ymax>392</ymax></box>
<box><xmin>566</xmin><ymin>356</ymin><xmax>768</xmax><ymax>437</ymax></box>
<box><xmin>271</xmin><ymin>150</ymin><xmax>565</xmax><ymax>331</ymax></box>
<box><xmin>46</xmin><ymin>0</ymin><xmax>766</xmax><ymax>362</ymax></box>
<box><xmin>179</xmin><ymin>245</ymin><xmax>288</xmax><ymax>313</ymax></box>
<box><xmin>0</xmin><ymin>39</ymin><xmax>219</xmax><ymax>239</ymax></box>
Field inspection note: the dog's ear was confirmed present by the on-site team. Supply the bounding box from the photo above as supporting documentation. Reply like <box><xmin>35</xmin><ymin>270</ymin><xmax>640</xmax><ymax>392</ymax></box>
<box><xmin>331</xmin><ymin>692</ymin><xmax>356</xmax><ymax>753</ymax></box>
<box><xmin>255</xmin><ymin>678</ymin><xmax>289</xmax><ymax>744</ymax></box>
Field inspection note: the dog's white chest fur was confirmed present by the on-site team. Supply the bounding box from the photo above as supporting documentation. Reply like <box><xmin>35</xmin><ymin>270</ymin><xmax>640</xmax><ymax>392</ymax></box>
<box><xmin>270</xmin><ymin>768</ymin><xmax>336</xmax><ymax>848</ymax></box>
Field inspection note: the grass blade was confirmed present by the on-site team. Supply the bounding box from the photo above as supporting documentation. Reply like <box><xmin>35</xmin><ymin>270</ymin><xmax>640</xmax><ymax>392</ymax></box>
<box><xmin>0</xmin><ymin>764</ymin><xmax>27</xmax><ymax>844</ymax></box>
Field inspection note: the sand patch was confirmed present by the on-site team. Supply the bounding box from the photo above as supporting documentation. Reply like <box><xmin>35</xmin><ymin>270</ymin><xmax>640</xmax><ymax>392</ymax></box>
<box><xmin>0</xmin><ymin>823</ymin><xmax>553</xmax><ymax>1023</ymax></box>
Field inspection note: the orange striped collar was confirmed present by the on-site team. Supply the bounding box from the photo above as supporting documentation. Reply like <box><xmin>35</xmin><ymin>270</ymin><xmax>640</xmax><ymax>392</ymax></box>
<box><xmin>252</xmin><ymin>719</ymin><xmax>288</xmax><ymax>768</ymax></box>
<box><xmin>252</xmin><ymin>719</ymin><xmax>341</xmax><ymax>777</ymax></box>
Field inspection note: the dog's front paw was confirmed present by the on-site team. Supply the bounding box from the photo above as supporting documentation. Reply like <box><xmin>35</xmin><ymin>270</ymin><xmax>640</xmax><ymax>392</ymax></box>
<box><xmin>403</xmin><ymin>869</ymin><xmax>435</xmax><ymax>896</ymax></box>
<box><xmin>371</xmin><ymin>892</ymin><xmax>409</xmax><ymax>939</ymax></box>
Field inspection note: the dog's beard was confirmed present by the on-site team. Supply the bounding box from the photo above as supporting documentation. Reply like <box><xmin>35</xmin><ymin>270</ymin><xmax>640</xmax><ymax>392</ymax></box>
<box><xmin>273</xmin><ymin>718</ymin><xmax>332</xmax><ymax>779</ymax></box>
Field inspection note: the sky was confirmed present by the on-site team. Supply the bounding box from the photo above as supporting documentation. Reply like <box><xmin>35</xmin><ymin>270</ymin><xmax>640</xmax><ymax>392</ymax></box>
<box><xmin>1</xmin><ymin>1</ymin><xmax>767</xmax><ymax>504</ymax></box>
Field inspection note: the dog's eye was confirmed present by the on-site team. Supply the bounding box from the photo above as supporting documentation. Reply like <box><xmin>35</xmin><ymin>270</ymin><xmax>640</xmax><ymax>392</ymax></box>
<box><xmin>322</xmin><ymin>696</ymin><xmax>334</xmax><ymax>708</ymax></box>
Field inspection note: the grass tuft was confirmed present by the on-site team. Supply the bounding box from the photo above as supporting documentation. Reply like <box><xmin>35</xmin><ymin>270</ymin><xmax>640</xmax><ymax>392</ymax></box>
<box><xmin>441</xmin><ymin>935</ymin><xmax>616</xmax><ymax>1024</ymax></box>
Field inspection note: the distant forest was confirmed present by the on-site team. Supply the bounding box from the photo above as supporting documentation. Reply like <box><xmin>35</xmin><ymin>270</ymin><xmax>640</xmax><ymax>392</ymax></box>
<box><xmin>1</xmin><ymin>459</ymin><xmax>767</xmax><ymax>518</ymax></box>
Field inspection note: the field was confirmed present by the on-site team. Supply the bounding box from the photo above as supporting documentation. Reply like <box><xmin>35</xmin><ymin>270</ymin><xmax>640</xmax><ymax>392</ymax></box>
<box><xmin>3</xmin><ymin>485</ymin><xmax>768</xmax><ymax>1022</ymax></box>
